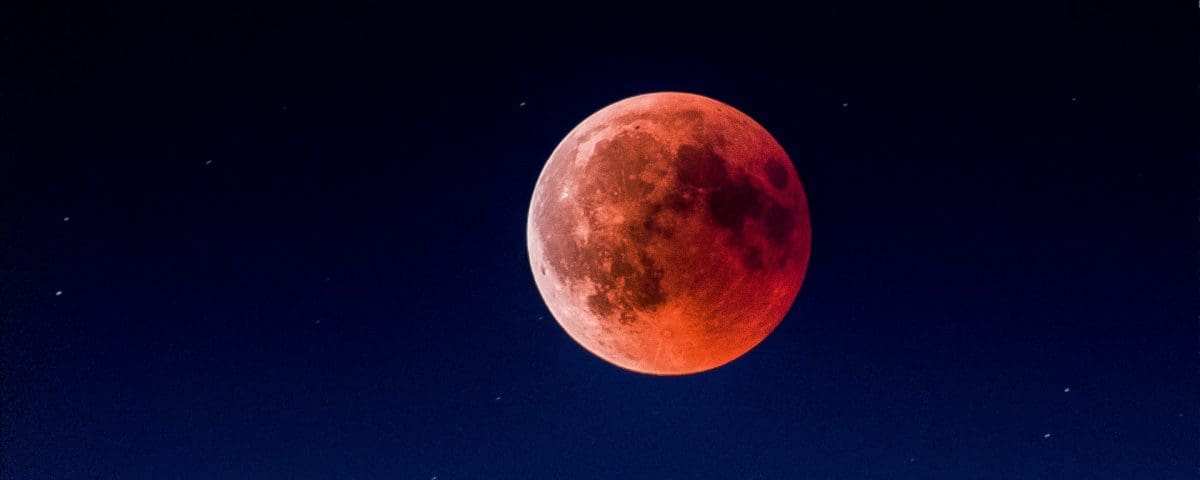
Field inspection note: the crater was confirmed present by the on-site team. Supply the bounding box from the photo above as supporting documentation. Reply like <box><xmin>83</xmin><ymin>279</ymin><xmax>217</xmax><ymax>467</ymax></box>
<box><xmin>661</xmin><ymin>192</ymin><xmax>694</xmax><ymax>214</ymax></box>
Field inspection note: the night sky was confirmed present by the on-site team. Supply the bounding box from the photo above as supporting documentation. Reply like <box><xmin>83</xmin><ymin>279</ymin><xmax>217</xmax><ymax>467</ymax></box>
<box><xmin>2</xmin><ymin>3</ymin><xmax>1196</xmax><ymax>479</ymax></box>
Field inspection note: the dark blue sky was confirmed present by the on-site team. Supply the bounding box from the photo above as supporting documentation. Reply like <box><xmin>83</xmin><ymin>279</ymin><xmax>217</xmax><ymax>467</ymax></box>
<box><xmin>2</xmin><ymin>2</ymin><xmax>1196</xmax><ymax>478</ymax></box>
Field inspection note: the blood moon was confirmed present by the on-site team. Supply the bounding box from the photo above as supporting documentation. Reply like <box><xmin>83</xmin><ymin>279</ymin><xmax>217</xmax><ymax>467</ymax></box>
<box><xmin>527</xmin><ymin>92</ymin><xmax>811</xmax><ymax>375</ymax></box>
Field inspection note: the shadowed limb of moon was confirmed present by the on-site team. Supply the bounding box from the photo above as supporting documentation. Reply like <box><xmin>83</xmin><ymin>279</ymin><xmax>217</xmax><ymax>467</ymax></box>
<box><xmin>527</xmin><ymin>92</ymin><xmax>811</xmax><ymax>375</ymax></box>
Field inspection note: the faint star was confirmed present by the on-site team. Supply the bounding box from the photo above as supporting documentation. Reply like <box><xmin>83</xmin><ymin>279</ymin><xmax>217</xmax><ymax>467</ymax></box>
<box><xmin>205</xmin><ymin>160</ymin><xmax>213</xmax><ymax>166</ymax></box>
<box><xmin>55</xmin><ymin>290</ymin><xmax>63</xmax><ymax>296</ymax></box>
<box><xmin>1070</xmin><ymin>97</ymin><xmax>1078</xmax><ymax>102</ymax></box>
<box><xmin>909</xmin><ymin>458</ymin><xmax>915</xmax><ymax>463</ymax></box>
<box><xmin>281</xmin><ymin>105</ymin><xmax>288</xmax><ymax>111</ymax></box>
<box><xmin>841</xmin><ymin>102</ymin><xmax>849</xmax><ymax>108</ymax></box>
<box><xmin>62</xmin><ymin>216</ymin><xmax>70</xmax><ymax>222</ymax></box>
<box><xmin>519</xmin><ymin>101</ymin><xmax>527</xmax><ymax>107</ymax></box>
<box><xmin>495</xmin><ymin>396</ymin><xmax>502</xmax><ymax>401</ymax></box>
<box><xmin>1063</xmin><ymin>387</ymin><xmax>1070</xmax><ymax>392</ymax></box>
<box><xmin>1043</xmin><ymin>433</ymin><xmax>1051</xmax><ymax>438</ymax></box>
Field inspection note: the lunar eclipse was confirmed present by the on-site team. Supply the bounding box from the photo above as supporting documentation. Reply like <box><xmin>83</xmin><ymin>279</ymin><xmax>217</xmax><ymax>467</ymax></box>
<box><xmin>528</xmin><ymin>92</ymin><xmax>811</xmax><ymax>375</ymax></box>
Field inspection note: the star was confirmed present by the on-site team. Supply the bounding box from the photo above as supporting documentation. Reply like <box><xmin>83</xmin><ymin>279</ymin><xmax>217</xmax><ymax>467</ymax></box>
<box><xmin>1043</xmin><ymin>433</ymin><xmax>1051</xmax><ymax>438</ymax></box>
<box><xmin>62</xmin><ymin>216</ymin><xmax>70</xmax><ymax>222</ymax></box>
<box><xmin>1063</xmin><ymin>387</ymin><xmax>1070</xmax><ymax>392</ymax></box>
<box><xmin>55</xmin><ymin>290</ymin><xmax>63</xmax><ymax>296</ymax></box>
<box><xmin>841</xmin><ymin>102</ymin><xmax>849</xmax><ymax>108</ymax></box>
<box><xmin>519</xmin><ymin>101</ymin><xmax>527</xmax><ymax>107</ymax></box>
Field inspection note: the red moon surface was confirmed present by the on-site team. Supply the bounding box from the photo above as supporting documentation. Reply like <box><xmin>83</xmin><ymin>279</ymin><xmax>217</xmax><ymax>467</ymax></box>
<box><xmin>527</xmin><ymin>92</ymin><xmax>811</xmax><ymax>375</ymax></box>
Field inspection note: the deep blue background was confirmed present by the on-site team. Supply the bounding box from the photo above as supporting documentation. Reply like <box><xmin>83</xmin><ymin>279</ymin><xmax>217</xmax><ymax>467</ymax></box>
<box><xmin>2</xmin><ymin>2</ymin><xmax>1196</xmax><ymax>478</ymax></box>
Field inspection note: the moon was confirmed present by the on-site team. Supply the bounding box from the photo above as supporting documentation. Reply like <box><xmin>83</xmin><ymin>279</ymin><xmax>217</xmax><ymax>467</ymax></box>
<box><xmin>527</xmin><ymin>92</ymin><xmax>811</xmax><ymax>375</ymax></box>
